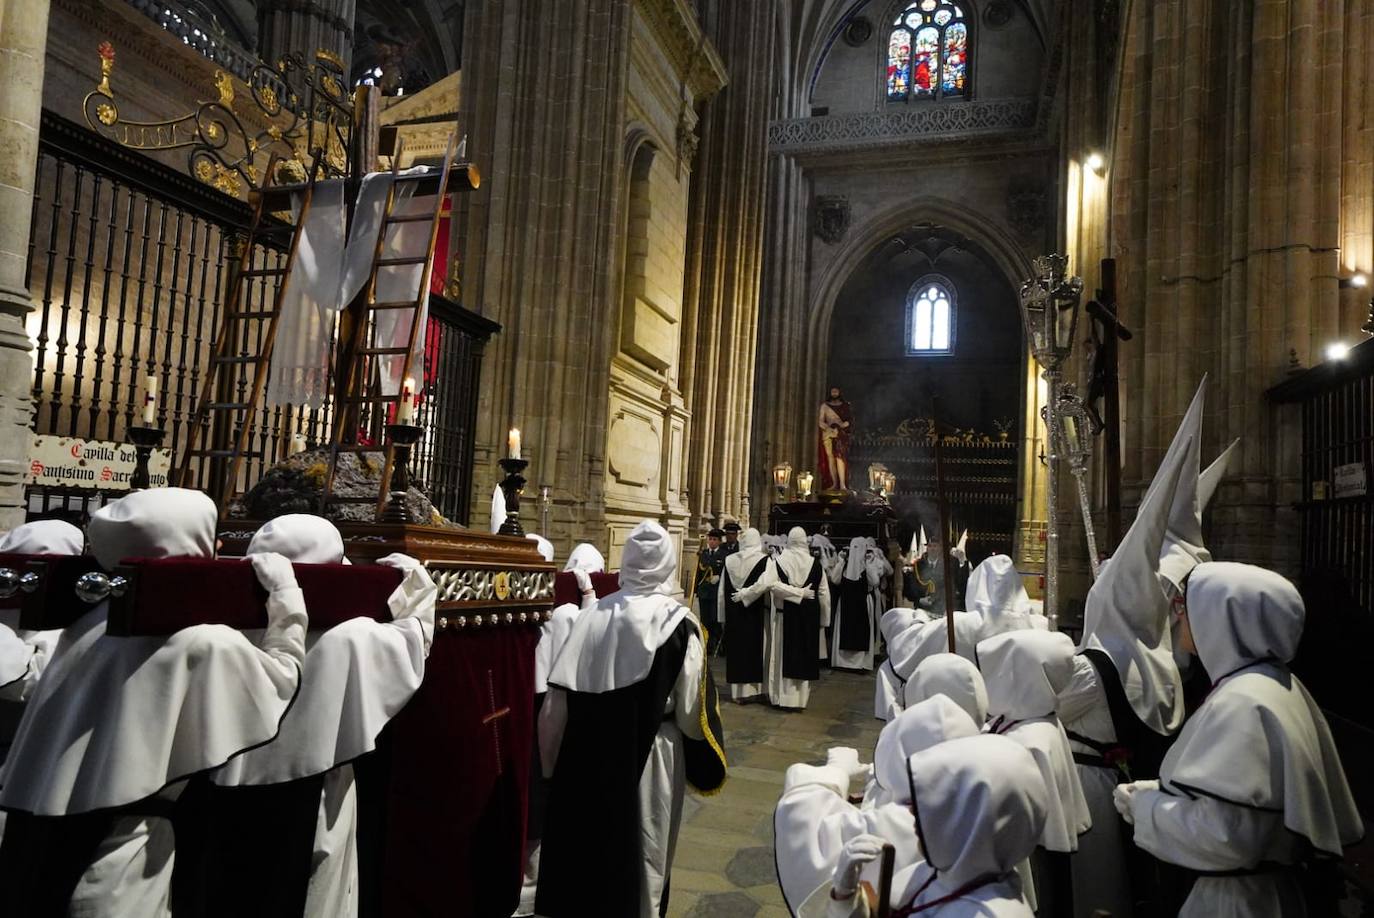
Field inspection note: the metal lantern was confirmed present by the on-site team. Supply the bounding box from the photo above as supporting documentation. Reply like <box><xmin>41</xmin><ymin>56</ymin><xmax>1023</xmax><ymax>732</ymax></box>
<box><xmin>1018</xmin><ymin>254</ymin><xmax>1084</xmax><ymax>370</ymax></box>
<box><xmin>1018</xmin><ymin>253</ymin><xmax>1085</xmax><ymax>630</ymax></box>
<box><xmin>881</xmin><ymin>470</ymin><xmax>896</xmax><ymax>499</ymax></box>
<box><xmin>867</xmin><ymin>463</ymin><xmax>883</xmax><ymax>493</ymax></box>
<box><xmin>1054</xmin><ymin>384</ymin><xmax>1101</xmax><ymax>578</ymax></box>
<box><xmin>773</xmin><ymin>462</ymin><xmax>793</xmax><ymax>501</ymax></box>
<box><xmin>796</xmin><ymin>470</ymin><xmax>814</xmax><ymax>500</ymax></box>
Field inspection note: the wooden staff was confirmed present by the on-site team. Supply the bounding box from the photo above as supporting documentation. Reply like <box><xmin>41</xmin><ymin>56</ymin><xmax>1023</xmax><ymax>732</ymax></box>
<box><xmin>932</xmin><ymin>397</ymin><xmax>959</xmax><ymax>653</ymax></box>
<box><xmin>876</xmin><ymin>842</ymin><xmax>896</xmax><ymax>917</ymax></box>
<box><xmin>1101</xmin><ymin>258</ymin><xmax>1123</xmax><ymax>549</ymax></box>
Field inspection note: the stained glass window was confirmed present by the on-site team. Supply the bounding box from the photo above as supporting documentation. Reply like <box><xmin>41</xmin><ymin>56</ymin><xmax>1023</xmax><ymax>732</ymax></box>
<box><xmin>908</xmin><ymin>279</ymin><xmax>955</xmax><ymax>355</ymax></box>
<box><xmin>886</xmin><ymin>0</ymin><xmax>970</xmax><ymax>102</ymax></box>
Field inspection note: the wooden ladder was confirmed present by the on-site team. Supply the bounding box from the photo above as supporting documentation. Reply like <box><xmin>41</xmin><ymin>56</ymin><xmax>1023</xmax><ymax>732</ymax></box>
<box><xmin>320</xmin><ymin>131</ymin><xmax>460</xmax><ymax>517</ymax></box>
<box><xmin>176</xmin><ymin>158</ymin><xmax>319</xmax><ymax>508</ymax></box>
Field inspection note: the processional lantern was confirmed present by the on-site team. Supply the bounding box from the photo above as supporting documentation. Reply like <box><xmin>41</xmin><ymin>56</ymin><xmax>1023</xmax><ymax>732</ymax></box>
<box><xmin>796</xmin><ymin>470</ymin><xmax>814</xmax><ymax>501</ymax></box>
<box><xmin>773</xmin><ymin>462</ymin><xmax>793</xmax><ymax>502</ymax></box>
<box><xmin>1017</xmin><ymin>253</ymin><xmax>1085</xmax><ymax>629</ymax></box>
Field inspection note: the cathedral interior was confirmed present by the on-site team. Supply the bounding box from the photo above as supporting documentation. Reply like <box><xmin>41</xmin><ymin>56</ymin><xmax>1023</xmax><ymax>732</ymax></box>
<box><xmin>0</xmin><ymin>0</ymin><xmax>1372</xmax><ymax>915</ymax></box>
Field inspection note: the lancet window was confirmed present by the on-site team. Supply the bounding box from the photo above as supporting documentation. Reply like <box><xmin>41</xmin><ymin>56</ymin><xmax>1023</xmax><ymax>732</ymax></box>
<box><xmin>886</xmin><ymin>0</ymin><xmax>970</xmax><ymax>102</ymax></box>
<box><xmin>907</xmin><ymin>278</ymin><xmax>955</xmax><ymax>355</ymax></box>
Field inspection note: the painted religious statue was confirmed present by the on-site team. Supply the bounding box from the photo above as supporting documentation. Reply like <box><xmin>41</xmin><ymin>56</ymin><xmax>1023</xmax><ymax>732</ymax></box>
<box><xmin>817</xmin><ymin>386</ymin><xmax>854</xmax><ymax>492</ymax></box>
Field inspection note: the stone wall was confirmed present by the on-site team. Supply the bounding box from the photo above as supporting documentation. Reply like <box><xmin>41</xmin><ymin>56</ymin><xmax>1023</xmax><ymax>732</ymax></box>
<box><xmin>754</xmin><ymin>0</ymin><xmax>1058</xmax><ymax>573</ymax></box>
<box><xmin>1061</xmin><ymin>0</ymin><xmax>1374</xmax><ymax>577</ymax></box>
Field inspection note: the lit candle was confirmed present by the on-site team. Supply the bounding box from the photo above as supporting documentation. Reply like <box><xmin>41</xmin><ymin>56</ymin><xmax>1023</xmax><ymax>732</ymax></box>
<box><xmin>398</xmin><ymin>377</ymin><xmax>416</xmax><ymax>423</ymax></box>
<box><xmin>142</xmin><ymin>376</ymin><xmax>157</xmax><ymax>425</ymax></box>
<box><xmin>507</xmin><ymin>427</ymin><xmax>521</xmax><ymax>460</ymax></box>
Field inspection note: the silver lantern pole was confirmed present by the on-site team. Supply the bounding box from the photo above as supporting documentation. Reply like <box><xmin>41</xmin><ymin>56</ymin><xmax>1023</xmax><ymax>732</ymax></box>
<box><xmin>1055</xmin><ymin>383</ymin><xmax>1101</xmax><ymax>579</ymax></box>
<box><xmin>1017</xmin><ymin>254</ymin><xmax>1084</xmax><ymax>630</ymax></box>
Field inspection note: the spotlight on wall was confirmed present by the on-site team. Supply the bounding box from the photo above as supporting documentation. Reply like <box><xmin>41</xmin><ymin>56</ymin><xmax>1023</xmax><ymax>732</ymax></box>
<box><xmin>1340</xmin><ymin>272</ymin><xmax>1368</xmax><ymax>289</ymax></box>
<box><xmin>1325</xmin><ymin>341</ymin><xmax>1351</xmax><ymax>361</ymax></box>
<box><xmin>1085</xmin><ymin>152</ymin><xmax>1106</xmax><ymax>174</ymax></box>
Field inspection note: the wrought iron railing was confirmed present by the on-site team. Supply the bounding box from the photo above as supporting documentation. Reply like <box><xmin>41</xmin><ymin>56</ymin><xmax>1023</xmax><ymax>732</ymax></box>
<box><xmin>25</xmin><ymin>112</ymin><xmax>496</xmax><ymax>526</ymax></box>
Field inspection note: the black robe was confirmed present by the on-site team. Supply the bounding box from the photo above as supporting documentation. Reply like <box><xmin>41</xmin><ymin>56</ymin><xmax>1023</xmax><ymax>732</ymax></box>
<box><xmin>723</xmin><ymin>558</ymin><xmax>770</xmax><ymax>686</ymax></box>
<box><xmin>777</xmin><ymin>559</ymin><xmax>823</xmax><ymax>682</ymax></box>
<box><xmin>835</xmin><ymin>573</ymin><xmax>872</xmax><ymax>654</ymax></box>
<box><xmin>536</xmin><ymin>619</ymin><xmax>725</xmax><ymax>917</ymax></box>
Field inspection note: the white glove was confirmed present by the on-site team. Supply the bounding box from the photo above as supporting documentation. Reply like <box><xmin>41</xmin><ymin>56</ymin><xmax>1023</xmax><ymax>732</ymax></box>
<box><xmin>1112</xmin><ymin>779</ymin><xmax>1159</xmax><ymax>825</ymax></box>
<box><xmin>377</xmin><ymin>553</ymin><xmax>438</xmax><ymax>650</ymax></box>
<box><xmin>250</xmin><ymin>552</ymin><xmax>298</xmax><ymax>594</ymax></box>
<box><xmin>825</xmin><ymin>747</ymin><xmax>870</xmax><ymax>781</ymax></box>
<box><xmin>572</xmin><ymin>568</ymin><xmax>593</xmax><ymax>595</ymax></box>
<box><xmin>831</xmin><ymin>833</ymin><xmax>887</xmax><ymax>898</ymax></box>
<box><xmin>731</xmin><ymin>591</ymin><xmax>745</xmax><ymax>603</ymax></box>
<box><xmin>799</xmin><ymin>586</ymin><xmax>817</xmax><ymax>601</ymax></box>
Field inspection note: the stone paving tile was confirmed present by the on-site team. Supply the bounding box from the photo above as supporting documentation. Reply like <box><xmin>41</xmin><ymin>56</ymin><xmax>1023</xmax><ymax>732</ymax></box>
<box><xmin>666</xmin><ymin>664</ymin><xmax>882</xmax><ymax>917</ymax></box>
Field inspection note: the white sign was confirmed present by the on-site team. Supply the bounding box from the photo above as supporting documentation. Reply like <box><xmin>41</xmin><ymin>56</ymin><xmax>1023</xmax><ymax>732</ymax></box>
<box><xmin>1333</xmin><ymin>462</ymin><xmax>1367</xmax><ymax>499</ymax></box>
<box><xmin>28</xmin><ymin>435</ymin><xmax>172</xmax><ymax>490</ymax></box>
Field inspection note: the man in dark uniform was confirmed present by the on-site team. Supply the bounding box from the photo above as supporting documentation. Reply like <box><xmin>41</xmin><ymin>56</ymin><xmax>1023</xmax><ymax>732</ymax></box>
<box><xmin>722</xmin><ymin>520</ymin><xmax>741</xmax><ymax>556</ymax></box>
<box><xmin>694</xmin><ymin>528</ymin><xmax>726</xmax><ymax>655</ymax></box>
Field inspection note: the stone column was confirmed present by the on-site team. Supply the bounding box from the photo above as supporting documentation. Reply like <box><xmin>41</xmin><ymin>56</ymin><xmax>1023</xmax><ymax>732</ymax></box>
<box><xmin>1072</xmin><ymin>0</ymin><xmax>1369</xmax><ymax>574</ymax></box>
<box><xmin>456</xmin><ymin>0</ymin><xmax>633</xmax><ymax>549</ymax></box>
<box><xmin>258</xmin><ymin>0</ymin><xmax>355</xmax><ymax>70</ymax></box>
<box><xmin>681</xmin><ymin>0</ymin><xmax>773</xmax><ymax>539</ymax></box>
<box><xmin>0</xmin><ymin>0</ymin><xmax>51</xmax><ymax>527</ymax></box>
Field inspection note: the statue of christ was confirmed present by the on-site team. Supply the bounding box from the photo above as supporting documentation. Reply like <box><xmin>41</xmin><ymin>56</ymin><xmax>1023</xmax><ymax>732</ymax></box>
<box><xmin>817</xmin><ymin>386</ymin><xmax>853</xmax><ymax>492</ymax></box>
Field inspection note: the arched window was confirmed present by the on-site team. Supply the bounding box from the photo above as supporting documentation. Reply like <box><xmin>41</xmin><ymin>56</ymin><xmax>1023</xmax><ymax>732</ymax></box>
<box><xmin>886</xmin><ymin>0</ymin><xmax>970</xmax><ymax>102</ymax></box>
<box><xmin>906</xmin><ymin>277</ymin><xmax>955</xmax><ymax>355</ymax></box>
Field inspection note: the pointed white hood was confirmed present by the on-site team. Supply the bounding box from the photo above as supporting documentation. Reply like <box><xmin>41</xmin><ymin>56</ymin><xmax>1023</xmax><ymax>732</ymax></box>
<box><xmin>0</xmin><ymin>520</ymin><xmax>84</xmax><ymax>556</ymax></box>
<box><xmin>979</xmin><ymin>629</ymin><xmax>1090</xmax><ymax>851</ymax></box>
<box><xmin>1080</xmin><ymin>380</ymin><xmax>1200</xmax><ymax>735</ymax></box>
<box><xmin>966</xmin><ymin>554</ymin><xmax>1033</xmax><ymax>639</ymax></box>
<box><xmin>872</xmin><ymin>695</ymin><xmax>979</xmax><ymax>802</ymax></box>
<box><xmin>724</xmin><ymin>528</ymin><xmax>767</xmax><ymax>584</ymax></box>
<box><xmin>0</xmin><ymin>489</ymin><xmax>306</xmax><ymax>814</ymax></box>
<box><xmin>563</xmin><ymin>543</ymin><xmax>605</xmax><ymax>574</ymax></box>
<box><xmin>247</xmin><ymin>514</ymin><xmax>347</xmax><ymax>564</ymax></box>
<box><xmin>489</xmin><ymin>484</ymin><xmax>506</xmax><ymax>534</ymax></box>
<box><xmin>1163</xmin><ymin>562</ymin><xmax>1363</xmax><ymax>857</ymax></box>
<box><xmin>904</xmin><ymin>653</ymin><xmax>988</xmax><ymax>727</ymax></box>
<box><xmin>547</xmin><ymin>521</ymin><xmax>688</xmax><ymax>693</ymax></box>
<box><xmin>905</xmin><ymin>734</ymin><xmax>1048</xmax><ymax>890</ymax></box>
<box><xmin>776</xmin><ymin>526</ymin><xmax>817</xmax><ymax>586</ymax></box>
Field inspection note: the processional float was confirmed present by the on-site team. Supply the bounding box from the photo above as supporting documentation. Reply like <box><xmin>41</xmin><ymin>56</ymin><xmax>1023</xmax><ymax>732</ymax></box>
<box><xmin>1</xmin><ymin>47</ymin><xmax>566</xmax><ymax>916</ymax></box>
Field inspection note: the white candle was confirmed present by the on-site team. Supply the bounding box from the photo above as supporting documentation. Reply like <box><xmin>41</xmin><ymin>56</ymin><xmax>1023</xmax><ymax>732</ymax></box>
<box><xmin>398</xmin><ymin>377</ymin><xmax>416</xmax><ymax>423</ymax></box>
<box><xmin>143</xmin><ymin>376</ymin><xmax>157</xmax><ymax>425</ymax></box>
<box><xmin>507</xmin><ymin>427</ymin><xmax>521</xmax><ymax>460</ymax></box>
<box><xmin>291</xmin><ymin>433</ymin><xmax>307</xmax><ymax>454</ymax></box>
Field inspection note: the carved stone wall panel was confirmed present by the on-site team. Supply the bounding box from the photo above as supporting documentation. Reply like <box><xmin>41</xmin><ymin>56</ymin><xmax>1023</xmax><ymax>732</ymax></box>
<box><xmin>607</xmin><ymin>405</ymin><xmax>662</xmax><ymax>488</ymax></box>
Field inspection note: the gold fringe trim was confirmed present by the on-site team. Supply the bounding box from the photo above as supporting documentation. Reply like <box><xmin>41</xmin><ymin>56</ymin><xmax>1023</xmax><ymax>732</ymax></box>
<box><xmin>688</xmin><ymin>613</ymin><xmax>729</xmax><ymax>796</ymax></box>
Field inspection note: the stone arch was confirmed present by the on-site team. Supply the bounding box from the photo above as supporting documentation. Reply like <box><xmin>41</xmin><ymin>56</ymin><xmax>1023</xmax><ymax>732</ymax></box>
<box><xmin>803</xmin><ymin>194</ymin><xmax>1033</xmax><ymax>401</ymax></box>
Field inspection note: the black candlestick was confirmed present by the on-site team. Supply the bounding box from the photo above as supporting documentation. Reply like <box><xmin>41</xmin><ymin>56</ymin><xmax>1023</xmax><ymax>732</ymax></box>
<box><xmin>127</xmin><ymin>426</ymin><xmax>165</xmax><ymax>491</ymax></box>
<box><xmin>497</xmin><ymin>457</ymin><xmax>530</xmax><ymax>536</ymax></box>
<box><xmin>382</xmin><ymin>423</ymin><xmax>423</xmax><ymax>523</ymax></box>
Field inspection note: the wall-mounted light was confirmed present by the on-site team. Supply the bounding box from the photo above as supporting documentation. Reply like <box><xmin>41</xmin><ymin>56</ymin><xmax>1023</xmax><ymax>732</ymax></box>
<box><xmin>1325</xmin><ymin>341</ymin><xmax>1351</xmax><ymax>361</ymax></box>
<box><xmin>1085</xmin><ymin>152</ymin><xmax>1106</xmax><ymax>175</ymax></box>
<box><xmin>1339</xmin><ymin>272</ymin><xmax>1368</xmax><ymax>289</ymax></box>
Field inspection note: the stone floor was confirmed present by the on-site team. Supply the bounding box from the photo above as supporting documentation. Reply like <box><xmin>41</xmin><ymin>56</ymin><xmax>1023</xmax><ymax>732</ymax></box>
<box><xmin>667</xmin><ymin>662</ymin><xmax>882</xmax><ymax>918</ymax></box>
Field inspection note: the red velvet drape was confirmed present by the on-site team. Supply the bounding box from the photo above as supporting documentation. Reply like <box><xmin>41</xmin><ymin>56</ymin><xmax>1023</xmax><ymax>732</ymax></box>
<box><xmin>380</xmin><ymin>625</ymin><xmax>540</xmax><ymax>917</ymax></box>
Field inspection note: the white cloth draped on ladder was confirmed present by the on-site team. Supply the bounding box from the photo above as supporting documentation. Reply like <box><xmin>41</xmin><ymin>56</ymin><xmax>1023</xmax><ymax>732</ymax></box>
<box><xmin>267</xmin><ymin>169</ymin><xmax>435</xmax><ymax>407</ymax></box>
